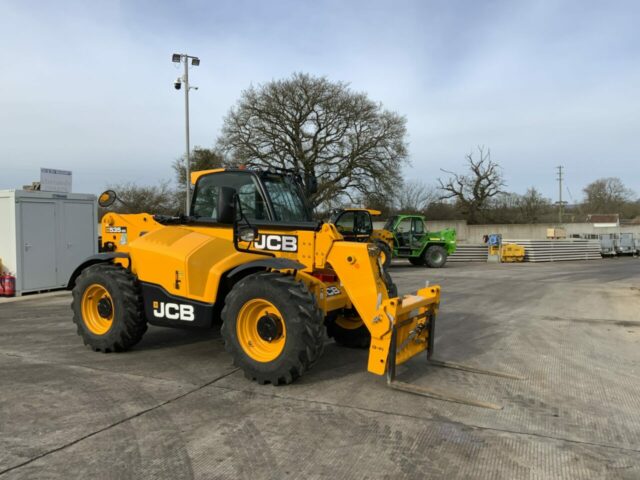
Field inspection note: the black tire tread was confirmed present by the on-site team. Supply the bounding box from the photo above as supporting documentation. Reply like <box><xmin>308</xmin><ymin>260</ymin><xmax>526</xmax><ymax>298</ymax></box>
<box><xmin>71</xmin><ymin>263</ymin><xmax>147</xmax><ymax>353</ymax></box>
<box><xmin>326</xmin><ymin>313</ymin><xmax>370</xmax><ymax>349</ymax></box>
<box><xmin>424</xmin><ymin>245</ymin><xmax>448</xmax><ymax>268</ymax></box>
<box><xmin>221</xmin><ymin>271</ymin><xmax>325</xmax><ymax>385</ymax></box>
<box><xmin>375</xmin><ymin>241</ymin><xmax>393</xmax><ymax>269</ymax></box>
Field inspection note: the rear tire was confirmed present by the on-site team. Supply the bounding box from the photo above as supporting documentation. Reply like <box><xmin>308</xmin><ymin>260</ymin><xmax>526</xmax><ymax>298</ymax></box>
<box><xmin>327</xmin><ymin>271</ymin><xmax>397</xmax><ymax>349</ymax></box>
<box><xmin>326</xmin><ymin>310</ymin><xmax>370</xmax><ymax>349</ymax></box>
<box><xmin>375</xmin><ymin>241</ymin><xmax>393</xmax><ymax>269</ymax></box>
<box><xmin>424</xmin><ymin>245</ymin><xmax>448</xmax><ymax>268</ymax></box>
<box><xmin>221</xmin><ymin>272</ymin><xmax>325</xmax><ymax>385</ymax></box>
<box><xmin>383</xmin><ymin>271</ymin><xmax>398</xmax><ymax>297</ymax></box>
<box><xmin>71</xmin><ymin>263</ymin><xmax>147</xmax><ymax>352</ymax></box>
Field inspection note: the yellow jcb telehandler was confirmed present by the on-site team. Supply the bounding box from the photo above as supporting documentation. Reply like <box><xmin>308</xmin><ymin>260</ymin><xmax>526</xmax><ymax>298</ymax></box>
<box><xmin>69</xmin><ymin>167</ymin><xmax>517</xmax><ymax>408</ymax></box>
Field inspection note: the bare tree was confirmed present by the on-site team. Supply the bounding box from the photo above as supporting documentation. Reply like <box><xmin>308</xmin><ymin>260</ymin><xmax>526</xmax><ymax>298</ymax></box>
<box><xmin>357</xmin><ymin>191</ymin><xmax>395</xmax><ymax>217</ymax></box>
<box><xmin>438</xmin><ymin>146</ymin><xmax>505</xmax><ymax>223</ymax></box>
<box><xmin>172</xmin><ymin>147</ymin><xmax>225</xmax><ymax>210</ymax></box>
<box><xmin>217</xmin><ymin>73</ymin><xmax>408</xmax><ymax>209</ymax></box>
<box><xmin>582</xmin><ymin>177</ymin><xmax>635</xmax><ymax>214</ymax></box>
<box><xmin>100</xmin><ymin>181</ymin><xmax>178</xmax><ymax>219</ymax></box>
<box><xmin>487</xmin><ymin>192</ymin><xmax>521</xmax><ymax>223</ymax></box>
<box><xmin>518</xmin><ymin>187</ymin><xmax>551</xmax><ymax>223</ymax></box>
<box><xmin>396</xmin><ymin>180</ymin><xmax>438</xmax><ymax>213</ymax></box>
<box><xmin>172</xmin><ymin>146</ymin><xmax>225</xmax><ymax>186</ymax></box>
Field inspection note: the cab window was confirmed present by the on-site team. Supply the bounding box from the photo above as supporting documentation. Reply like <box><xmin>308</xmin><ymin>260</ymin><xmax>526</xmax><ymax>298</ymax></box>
<box><xmin>412</xmin><ymin>218</ymin><xmax>425</xmax><ymax>235</ymax></box>
<box><xmin>336</xmin><ymin>211</ymin><xmax>355</xmax><ymax>233</ymax></box>
<box><xmin>396</xmin><ymin>218</ymin><xmax>411</xmax><ymax>233</ymax></box>
<box><xmin>262</xmin><ymin>174</ymin><xmax>310</xmax><ymax>222</ymax></box>
<box><xmin>354</xmin><ymin>211</ymin><xmax>372</xmax><ymax>234</ymax></box>
<box><xmin>192</xmin><ymin>171</ymin><xmax>269</xmax><ymax>221</ymax></box>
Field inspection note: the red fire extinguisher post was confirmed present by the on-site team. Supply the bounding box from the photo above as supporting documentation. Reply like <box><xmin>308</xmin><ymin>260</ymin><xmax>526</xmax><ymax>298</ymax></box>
<box><xmin>0</xmin><ymin>273</ymin><xmax>16</xmax><ymax>297</ymax></box>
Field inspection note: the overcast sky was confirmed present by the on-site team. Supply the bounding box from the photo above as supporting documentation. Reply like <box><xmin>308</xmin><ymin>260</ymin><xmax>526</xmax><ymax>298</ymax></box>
<box><xmin>1</xmin><ymin>0</ymin><xmax>638</xmax><ymax>202</ymax></box>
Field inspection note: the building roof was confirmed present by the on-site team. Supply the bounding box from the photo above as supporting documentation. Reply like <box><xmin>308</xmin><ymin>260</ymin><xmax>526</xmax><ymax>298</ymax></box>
<box><xmin>586</xmin><ymin>214</ymin><xmax>619</xmax><ymax>224</ymax></box>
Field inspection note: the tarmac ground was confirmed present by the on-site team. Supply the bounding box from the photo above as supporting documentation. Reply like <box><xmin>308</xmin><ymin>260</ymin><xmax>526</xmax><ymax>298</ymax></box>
<box><xmin>0</xmin><ymin>258</ymin><xmax>639</xmax><ymax>479</ymax></box>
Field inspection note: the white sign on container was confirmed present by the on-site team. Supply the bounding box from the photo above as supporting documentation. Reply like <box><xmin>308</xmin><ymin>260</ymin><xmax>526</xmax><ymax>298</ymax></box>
<box><xmin>40</xmin><ymin>168</ymin><xmax>72</xmax><ymax>193</ymax></box>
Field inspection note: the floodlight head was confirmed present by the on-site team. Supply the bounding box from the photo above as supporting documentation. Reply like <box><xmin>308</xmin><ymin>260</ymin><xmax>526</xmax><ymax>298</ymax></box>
<box><xmin>172</xmin><ymin>53</ymin><xmax>181</xmax><ymax>63</ymax></box>
<box><xmin>191</xmin><ymin>57</ymin><xmax>200</xmax><ymax>66</ymax></box>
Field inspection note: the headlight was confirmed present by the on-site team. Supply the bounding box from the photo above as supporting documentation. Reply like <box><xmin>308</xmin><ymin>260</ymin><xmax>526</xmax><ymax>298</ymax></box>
<box><xmin>239</xmin><ymin>229</ymin><xmax>257</xmax><ymax>242</ymax></box>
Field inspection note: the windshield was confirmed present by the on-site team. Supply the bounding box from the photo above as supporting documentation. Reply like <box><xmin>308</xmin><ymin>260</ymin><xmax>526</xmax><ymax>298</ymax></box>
<box><xmin>262</xmin><ymin>174</ymin><xmax>311</xmax><ymax>222</ymax></box>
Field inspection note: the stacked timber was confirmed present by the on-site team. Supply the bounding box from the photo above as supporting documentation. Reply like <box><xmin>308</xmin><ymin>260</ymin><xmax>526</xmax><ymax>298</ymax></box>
<box><xmin>448</xmin><ymin>244</ymin><xmax>488</xmax><ymax>262</ymax></box>
<box><xmin>503</xmin><ymin>239</ymin><xmax>601</xmax><ymax>262</ymax></box>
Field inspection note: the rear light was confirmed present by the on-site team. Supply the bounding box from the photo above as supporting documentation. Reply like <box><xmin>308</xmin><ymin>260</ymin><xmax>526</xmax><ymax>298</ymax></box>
<box><xmin>311</xmin><ymin>271</ymin><xmax>338</xmax><ymax>283</ymax></box>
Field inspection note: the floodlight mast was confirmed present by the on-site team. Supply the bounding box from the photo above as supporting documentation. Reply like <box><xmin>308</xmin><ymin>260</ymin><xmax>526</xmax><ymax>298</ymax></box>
<box><xmin>172</xmin><ymin>53</ymin><xmax>200</xmax><ymax>215</ymax></box>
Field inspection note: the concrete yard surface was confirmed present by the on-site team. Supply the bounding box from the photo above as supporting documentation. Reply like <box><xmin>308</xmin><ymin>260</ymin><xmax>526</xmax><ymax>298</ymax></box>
<box><xmin>0</xmin><ymin>258</ymin><xmax>639</xmax><ymax>479</ymax></box>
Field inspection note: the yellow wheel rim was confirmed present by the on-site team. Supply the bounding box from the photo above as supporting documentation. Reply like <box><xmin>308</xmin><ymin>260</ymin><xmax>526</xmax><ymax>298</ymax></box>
<box><xmin>379</xmin><ymin>250</ymin><xmax>387</xmax><ymax>265</ymax></box>
<box><xmin>81</xmin><ymin>284</ymin><xmax>114</xmax><ymax>335</ymax></box>
<box><xmin>236</xmin><ymin>299</ymin><xmax>286</xmax><ymax>362</ymax></box>
<box><xmin>335</xmin><ymin>315</ymin><xmax>364</xmax><ymax>330</ymax></box>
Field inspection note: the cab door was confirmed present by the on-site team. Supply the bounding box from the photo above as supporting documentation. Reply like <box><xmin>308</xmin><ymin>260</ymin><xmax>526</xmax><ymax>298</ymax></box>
<box><xmin>334</xmin><ymin>211</ymin><xmax>373</xmax><ymax>242</ymax></box>
<box><xmin>411</xmin><ymin>217</ymin><xmax>426</xmax><ymax>248</ymax></box>
<box><xmin>352</xmin><ymin>211</ymin><xmax>373</xmax><ymax>242</ymax></box>
<box><xmin>335</xmin><ymin>211</ymin><xmax>356</xmax><ymax>240</ymax></box>
<box><xmin>394</xmin><ymin>217</ymin><xmax>412</xmax><ymax>250</ymax></box>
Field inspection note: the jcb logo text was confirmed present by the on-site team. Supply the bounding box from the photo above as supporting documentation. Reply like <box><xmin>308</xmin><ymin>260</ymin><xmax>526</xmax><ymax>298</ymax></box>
<box><xmin>254</xmin><ymin>235</ymin><xmax>298</xmax><ymax>252</ymax></box>
<box><xmin>153</xmin><ymin>301</ymin><xmax>195</xmax><ymax>321</ymax></box>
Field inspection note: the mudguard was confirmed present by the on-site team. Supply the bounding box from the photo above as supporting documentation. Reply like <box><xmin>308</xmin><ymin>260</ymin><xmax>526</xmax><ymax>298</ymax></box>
<box><xmin>228</xmin><ymin>258</ymin><xmax>306</xmax><ymax>278</ymax></box>
<box><xmin>67</xmin><ymin>252</ymin><xmax>130</xmax><ymax>288</ymax></box>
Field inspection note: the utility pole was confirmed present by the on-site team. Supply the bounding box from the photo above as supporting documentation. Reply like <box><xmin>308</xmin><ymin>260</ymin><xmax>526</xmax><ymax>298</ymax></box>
<box><xmin>556</xmin><ymin>165</ymin><xmax>564</xmax><ymax>224</ymax></box>
<box><xmin>171</xmin><ymin>53</ymin><xmax>200</xmax><ymax>215</ymax></box>
<box><xmin>183</xmin><ymin>58</ymin><xmax>190</xmax><ymax>214</ymax></box>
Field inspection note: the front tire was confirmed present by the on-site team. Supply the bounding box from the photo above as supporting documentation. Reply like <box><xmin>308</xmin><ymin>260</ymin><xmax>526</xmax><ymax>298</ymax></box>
<box><xmin>71</xmin><ymin>263</ymin><xmax>147</xmax><ymax>352</ymax></box>
<box><xmin>424</xmin><ymin>245</ymin><xmax>448</xmax><ymax>268</ymax></box>
<box><xmin>221</xmin><ymin>272</ymin><xmax>325</xmax><ymax>385</ymax></box>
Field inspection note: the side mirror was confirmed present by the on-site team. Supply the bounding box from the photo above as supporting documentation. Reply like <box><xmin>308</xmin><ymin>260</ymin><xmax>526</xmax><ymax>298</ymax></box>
<box><xmin>217</xmin><ymin>186</ymin><xmax>236</xmax><ymax>224</ymax></box>
<box><xmin>98</xmin><ymin>190</ymin><xmax>117</xmax><ymax>208</ymax></box>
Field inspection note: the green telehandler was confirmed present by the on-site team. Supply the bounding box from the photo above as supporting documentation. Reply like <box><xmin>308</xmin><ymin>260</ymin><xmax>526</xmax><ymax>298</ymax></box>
<box><xmin>383</xmin><ymin>214</ymin><xmax>456</xmax><ymax>268</ymax></box>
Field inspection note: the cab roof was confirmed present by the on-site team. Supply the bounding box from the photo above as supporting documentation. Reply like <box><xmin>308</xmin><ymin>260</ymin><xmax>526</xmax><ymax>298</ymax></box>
<box><xmin>190</xmin><ymin>166</ymin><xmax>301</xmax><ymax>185</ymax></box>
<box><xmin>340</xmin><ymin>208</ymin><xmax>382</xmax><ymax>216</ymax></box>
<box><xmin>190</xmin><ymin>168</ymin><xmax>226</xmax><ymax>185</ymax></box>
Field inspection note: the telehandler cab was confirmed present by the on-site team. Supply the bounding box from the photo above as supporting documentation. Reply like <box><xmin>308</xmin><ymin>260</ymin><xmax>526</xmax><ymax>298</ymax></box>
<box><xmin>329</xmin><ymin>208</ymin><xmax>394</xmax><ymax>268</ymax></box>
<box><xmin>69</xmin><ymin>168</ymin><xmax>517</xmax><ymax>408</ymax></box>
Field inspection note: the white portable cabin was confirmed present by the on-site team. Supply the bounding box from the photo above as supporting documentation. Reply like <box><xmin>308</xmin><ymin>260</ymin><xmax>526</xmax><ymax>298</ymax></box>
<box><xmin>0</xmin><ymin>189</ymin><xmax>97</xmax><ymax>295</ymax></box>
